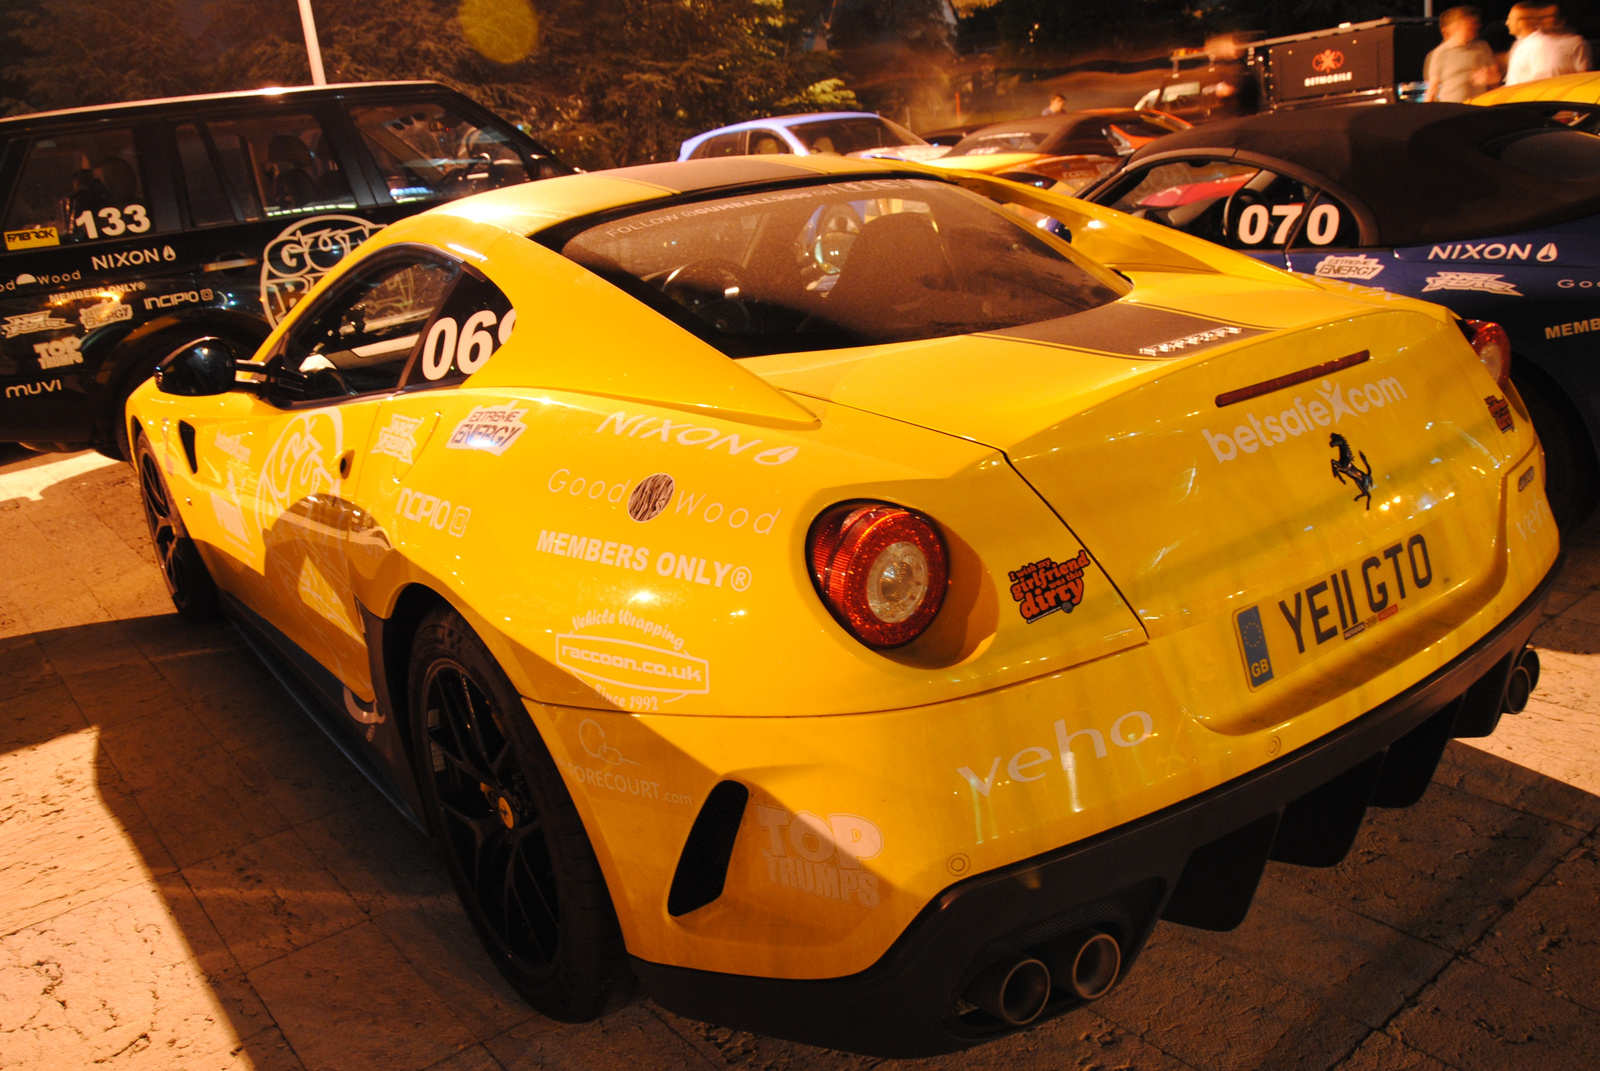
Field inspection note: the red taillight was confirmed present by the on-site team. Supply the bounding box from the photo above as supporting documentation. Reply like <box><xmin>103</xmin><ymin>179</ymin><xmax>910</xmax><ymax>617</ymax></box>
<box><xmin>809</xmin><ymin>503</ymin><xmax>949</xmax><ymax>648</ymax></box>
<box><xmin>1463</xmin><ymin>319</ymin><xmax>1512</xmax><ymax>387</ymax></box>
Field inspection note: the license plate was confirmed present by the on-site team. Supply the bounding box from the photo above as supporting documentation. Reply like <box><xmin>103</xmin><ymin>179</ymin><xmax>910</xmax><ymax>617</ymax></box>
<box><xmin>1235</xmin><ymin>528</ymin><xmax>1442</xmax><ymax>690</ymax></box>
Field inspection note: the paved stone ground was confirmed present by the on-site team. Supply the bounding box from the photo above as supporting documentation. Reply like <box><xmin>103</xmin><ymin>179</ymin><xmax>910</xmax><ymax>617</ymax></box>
<box><xmin>3</xmin><ymin>445</ymin><xmax>1600</xmax><ymax>1071</ymax></box>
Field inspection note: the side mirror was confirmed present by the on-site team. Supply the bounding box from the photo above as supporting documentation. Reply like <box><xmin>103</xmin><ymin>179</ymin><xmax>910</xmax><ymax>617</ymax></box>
<box><xmin>155</xmin><ymin>338</ymin><xmax>237</xmax><ymax>397</ymax></box>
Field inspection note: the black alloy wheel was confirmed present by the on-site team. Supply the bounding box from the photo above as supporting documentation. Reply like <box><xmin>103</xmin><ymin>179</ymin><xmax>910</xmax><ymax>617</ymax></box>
<box><xmin>409</xmin><ymin>607</ymin><xmax>632</xmax><ymax>1021</ymax></box>
<box><xmin>134</xmin><ymin>432</ymin><xmax>219</xmax><ymax>620</ymax></box>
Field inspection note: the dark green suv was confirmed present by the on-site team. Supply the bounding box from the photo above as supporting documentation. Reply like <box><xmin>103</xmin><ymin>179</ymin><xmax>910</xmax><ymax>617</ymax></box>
<box><xmin>0</xmin><ymin>81</ymin><xmax>568</xmax><ymax>456</ymax></box>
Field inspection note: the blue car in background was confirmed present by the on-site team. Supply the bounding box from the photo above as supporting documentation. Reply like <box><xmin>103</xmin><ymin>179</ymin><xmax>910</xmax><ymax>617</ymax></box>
<box><xmin>677</xmin><ymin>112</ymin><xmax>947</xmax><ymax>162</ymax></box>
<box><xmin>1079</xmin><ymin>103</ymin><xmax>1600</xmax><ymax>525</ymax></box>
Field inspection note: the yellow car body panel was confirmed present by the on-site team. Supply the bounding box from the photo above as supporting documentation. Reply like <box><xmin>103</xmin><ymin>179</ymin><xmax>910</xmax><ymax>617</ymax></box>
<box><xmin>1470</xmin><ymin>72</ymin><xmax>1600</xmax><ymax>105</ymax></box>
<box><xmin>125</xmin><ymin>154</ymin><xmax>1559</xmax><ymax>1055</ymax></box>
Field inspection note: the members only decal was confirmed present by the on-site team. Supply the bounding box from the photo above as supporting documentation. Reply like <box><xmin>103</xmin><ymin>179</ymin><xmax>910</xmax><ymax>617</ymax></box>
<box><xmin>1234</xmin><ymin>531</ymin><xmax>1437</xmax><ymax>690</ymax></box>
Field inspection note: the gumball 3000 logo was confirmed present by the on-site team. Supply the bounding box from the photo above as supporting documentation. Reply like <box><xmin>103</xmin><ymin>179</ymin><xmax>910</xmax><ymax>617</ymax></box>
<box><xmin>258</xmin><ymin>410</ymin><xmax>343</xmax><ymax>522</ymax></box>
<box><xmin>261</xmin><ymin>215</ymin><xmax>384</xmax><ymax>325</ymax></box>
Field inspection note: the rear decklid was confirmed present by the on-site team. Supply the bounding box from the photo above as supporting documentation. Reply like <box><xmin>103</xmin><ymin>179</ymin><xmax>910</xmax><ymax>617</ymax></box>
<box><xmin>754</xmin><ymin>276</ymin><xmax>1532</xmax><ymax>732</ymax></box>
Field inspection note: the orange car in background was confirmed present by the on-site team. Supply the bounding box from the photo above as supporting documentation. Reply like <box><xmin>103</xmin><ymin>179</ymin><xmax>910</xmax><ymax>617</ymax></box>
<box><xmin>930</xmin><ymin>109</ymin><xmax>1189</xmax><ymax>191</ymax></box>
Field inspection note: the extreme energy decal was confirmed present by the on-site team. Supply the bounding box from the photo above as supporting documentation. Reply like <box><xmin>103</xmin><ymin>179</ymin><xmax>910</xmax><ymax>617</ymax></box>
<box><xmin>1235</xmin><ymin>532</ymin><xmax>1436</xmax><ymax>690</ymax></box>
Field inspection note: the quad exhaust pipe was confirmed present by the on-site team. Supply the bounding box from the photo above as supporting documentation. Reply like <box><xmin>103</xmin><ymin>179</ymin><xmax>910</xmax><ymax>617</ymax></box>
<box><xmin>1502</xmin><ymin>647</ymin><xmax>1540</xmax><ymax>715</ymax></box>
<box><xmin>964</xmin><ymin>931</ymin><xmax>1122</xmax><ymax>1025</ymax></box>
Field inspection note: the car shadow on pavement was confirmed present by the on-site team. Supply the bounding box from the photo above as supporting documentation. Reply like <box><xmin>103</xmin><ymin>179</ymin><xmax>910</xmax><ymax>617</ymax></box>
<box><xmin>6</xmin><ymin>453</ymin><xmax>1600</xmax><ymax>1071</ymax></box>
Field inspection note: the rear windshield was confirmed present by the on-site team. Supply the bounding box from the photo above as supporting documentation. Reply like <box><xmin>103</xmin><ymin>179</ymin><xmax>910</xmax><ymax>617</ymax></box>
<box><xmin>1486</xmin><ymin>127</ymin><xmax>1600</xmax><ymax>182</ymax></box>
<box><xmin>560</xmin><ymin>177</ymin><xmax>1122</xmax><ymax>357</ymax></box>
<box><xmin>786</xmin><ymin>117</ymin><xmax>924</xmax><ymax>154</ymax></box>
<box><xmin>949</xmin><ymin>129</ymin><xmax>1050</xmax><ymax>156</ymax></box>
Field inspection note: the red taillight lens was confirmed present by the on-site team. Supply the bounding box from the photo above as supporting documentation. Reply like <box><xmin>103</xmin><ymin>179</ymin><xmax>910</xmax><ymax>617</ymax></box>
<box><xmin>809</xmin><ymin>503</ymin><xmax>949</xmax><ymax>648</ymax></box>
<box><xmin>1463</xmin><ymin>319</ymin><xmax>1512</xmax><ymax>387</ymax></box>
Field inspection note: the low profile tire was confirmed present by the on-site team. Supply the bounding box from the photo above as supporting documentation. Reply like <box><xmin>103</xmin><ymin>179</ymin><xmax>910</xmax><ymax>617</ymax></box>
<box><xmin>1518</xmin><ymin>372</ymin><xmax>1599</xmax><ymax>530</ymax></box>
<box><xmin>134</xmin><ymin>432</ymin><xmax>220</xmax><ymax>620</ymax></box>
<box><xmin>408</xmin><ymin>607</ymin><xmax>633</xmax><ymax>1021</ymax></box>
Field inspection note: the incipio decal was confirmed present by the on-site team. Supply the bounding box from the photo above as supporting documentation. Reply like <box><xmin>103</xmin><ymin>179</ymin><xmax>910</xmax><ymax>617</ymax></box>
<box><xmin>1009</xmin><ymin>550</ymin><xmax>1091</xmax><ymax>623</ymax></box>
<box><xmin>447</xmin><ymin>404</ymin><xmax>528</xmax><ymax>455</ymax></box>
<box><xmin>989</xmin><ymin>302</ymin><xmax>1264</xmax><ymax>359</ymax></box>
<box><xmin>1485</xmin><ymin>395</ymin><xmax>1514</xmax><ymax>433</ymax></box>
<box><xmin>628</xmin><ymin>473</ymin><xmax>675</xmax><ymax>521</ymax></box>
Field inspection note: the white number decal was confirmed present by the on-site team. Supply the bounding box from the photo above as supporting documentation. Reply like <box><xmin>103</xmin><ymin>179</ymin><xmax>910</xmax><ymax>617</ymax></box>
<box><xmin>1270</xmin><ymin>203</ymin><xmax>1304</xmax><ymax>245</ymax></box>
<box><xmin>421</xmin><ymin>317</ymin><xmax>459</xmax><ymax>381</ymax></box>
<box><xmin>420</xmin><ymin>308</ymin><xmax>513</xmax><ymax>381</ymax></box>
<box><xmin>456</xmin><ymin>310</ymin><xmax>497</xmax><ymax>374</ymax></box>
<box><xmin>1237</xmin><ymin>204</ymin><xmax>1270</xmax><ymax>245</ymax></box>
<box><xmin>1307</xmin><ymin>203</ymin><xmax>1340</xmax><ymax>246</ymax></box>
<box><xmin>71</xmin><ymin>204</ymin><xmax>149</xmax><ymax>240</ymax></box>
<box><xmin>98</xmin><ymin>206</ymin><xmax>126</xmax><ymax>237</ymax></box>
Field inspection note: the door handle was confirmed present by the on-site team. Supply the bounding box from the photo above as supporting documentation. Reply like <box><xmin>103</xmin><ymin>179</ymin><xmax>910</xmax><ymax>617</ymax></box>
<box><xmin>338</xmin><ymin>450</ymin><xmax>354</xmax><ymax>479</ymax></box>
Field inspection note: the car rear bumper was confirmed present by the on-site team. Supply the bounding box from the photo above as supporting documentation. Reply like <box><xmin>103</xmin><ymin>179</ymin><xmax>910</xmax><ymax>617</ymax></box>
<box><xmin>632</xmin><ymin>554</ymin><xmax>1559</xmax><ymax>1058</ymax></box>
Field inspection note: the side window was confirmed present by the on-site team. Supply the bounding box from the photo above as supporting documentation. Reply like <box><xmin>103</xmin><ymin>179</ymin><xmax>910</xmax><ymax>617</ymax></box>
<box><xmin>275</xmin><ymin>257</ymin><xmax>459</xmax><ymax>403</ymax></box>
<box><xmin>175</xmin><ymin>123</ymin><xmax>235</xmax><ymax>226</ymax></box>
<box><xmin>351</xmin><ymin>102</ymin><xmax>532</xmax><ymax>204</ymax></box>
<box><xmin>1</xmin><ymin>127</ymin><xmax>157</xmax><ymax>248</ymax></box>
<box><xmin>690</xmin><ymin>132</ymin><xmax>746</xmax><ymax>159</ymax></box>
<box><xmin>402</xmin><ymin>270</ymin><xmax>516</xmax><ymax>388</ymax></box>
<box><xmin>1103</xmin><ymin>158</ymin><xmax>1313</xmax><ymax>251</ymax></box>
<box><xmin>749</xmin><ymin>129</ymin><xmax>788</xmax><ymax>155</ymax></box>
<box><xmin>1286</xmin><ymin>192</ymin><xmax>1361</xmax><ymax>250</ymax></box>
<box><xmin>200</xmin><ymin>112</ymin><xmax>356</xmax><ymax>220</ymax></box>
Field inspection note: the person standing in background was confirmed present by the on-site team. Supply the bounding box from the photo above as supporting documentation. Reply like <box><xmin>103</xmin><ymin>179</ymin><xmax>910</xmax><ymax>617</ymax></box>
<box><xmin>1505</xmin><ymin>3</ymin><xmax>1588</xmax><ymax>83</ymax></box>
<box><xmin>1425</xmin><ymin>7</ymin><xmax>1500</xmax><ymax>101</ymax></box>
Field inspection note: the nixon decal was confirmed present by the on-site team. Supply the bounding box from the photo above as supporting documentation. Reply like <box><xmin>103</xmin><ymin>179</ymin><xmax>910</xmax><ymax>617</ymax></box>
<box><xmin>755</xmin><ymin>806</ymin><xmax>882</xmax><ymax>908</ymax></box>
<box><xmin>1427</xmin><ymin>242</ymin><xmax>1557</xmax><ymax>262</ymax></box>
<box><xmin>90</xmin><ymin>245</ymin><xmax>175</xmax><ymax>271</ymax></box>
<box><xmin>1203</xmin><ymin>375</ymin><xmax>1407</xmax><ymax>463</ymax></box>
<box><xmin>1009</xmin><ymin>550</ymin><xmax>1091</xmax><ymax>622</ymax></box>
<box><xmin>596</xmin><ymin>410</ymin><xmax>799</xmax><ymax>465</ymax></box>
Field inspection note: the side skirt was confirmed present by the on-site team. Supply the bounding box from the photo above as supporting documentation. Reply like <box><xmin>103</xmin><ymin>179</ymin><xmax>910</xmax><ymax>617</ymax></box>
<box><xmin>221</xmin><ymin>591</ymin><xmax>426</xmax><ymax>832</ymax></box>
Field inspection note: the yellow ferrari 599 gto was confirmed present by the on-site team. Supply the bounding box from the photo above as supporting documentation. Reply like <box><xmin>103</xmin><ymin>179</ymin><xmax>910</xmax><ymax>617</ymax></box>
<box><xmin>126</xmin><ymin>153</ymin><xmax>1556</xmax><ymax>1056</ymax></box>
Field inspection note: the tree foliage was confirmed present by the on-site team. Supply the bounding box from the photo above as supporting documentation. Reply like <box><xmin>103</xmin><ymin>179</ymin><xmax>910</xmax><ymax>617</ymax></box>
<box><xmin>1</xmin><ymin>0</ymin><xmax>851</xmax><ymax>169</ymax></box>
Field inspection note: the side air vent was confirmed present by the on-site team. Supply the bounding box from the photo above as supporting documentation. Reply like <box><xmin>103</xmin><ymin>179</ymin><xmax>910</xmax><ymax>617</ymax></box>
<box><xmin>178</xmin><ymin>421</ymin><xmax>198</xmax><ymax>474</ymax></box>
<box><xmin>667</xmin><ymin>780</ymin><xmax>749</xmax><ymax>917</ymax></box>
